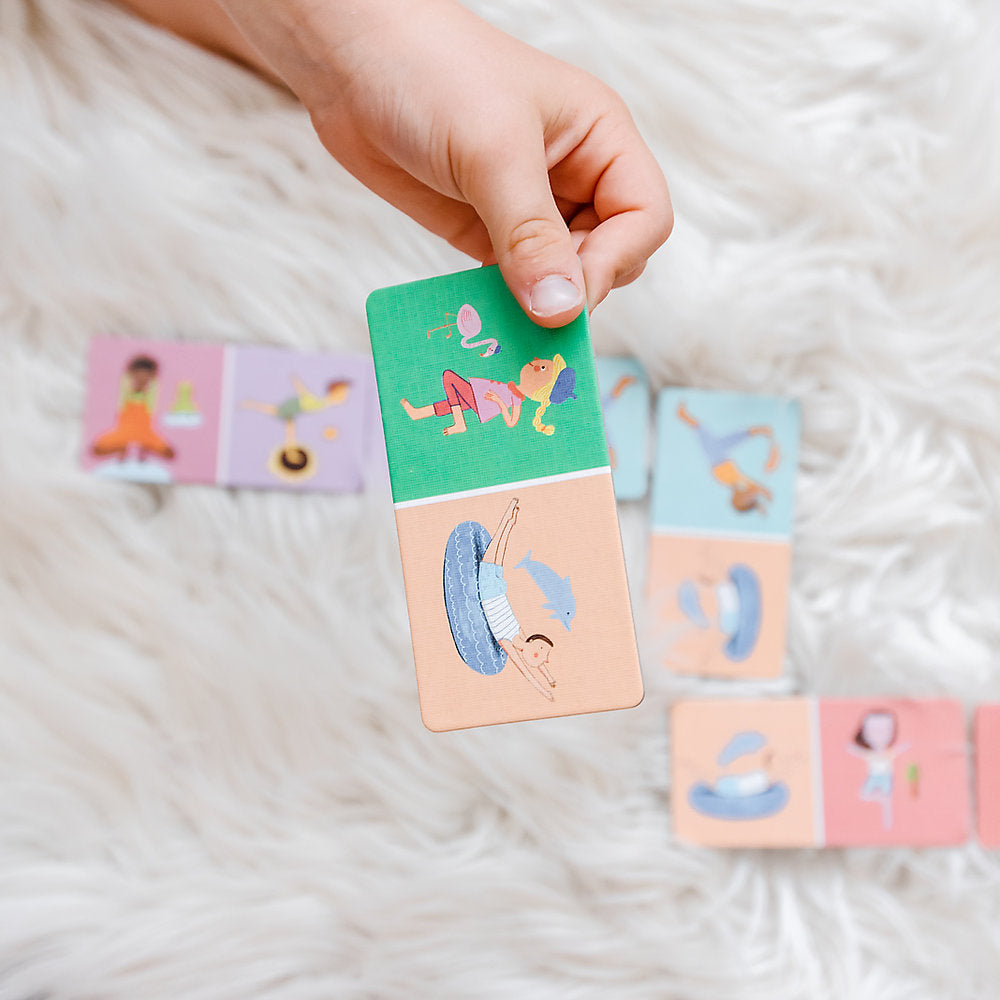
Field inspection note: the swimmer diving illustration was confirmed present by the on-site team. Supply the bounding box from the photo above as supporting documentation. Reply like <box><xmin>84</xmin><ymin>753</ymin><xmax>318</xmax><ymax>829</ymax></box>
<box><xmin>442</xmin><ymin>498</ymin><xmax>575</xmax><ymax>700</ymax></box>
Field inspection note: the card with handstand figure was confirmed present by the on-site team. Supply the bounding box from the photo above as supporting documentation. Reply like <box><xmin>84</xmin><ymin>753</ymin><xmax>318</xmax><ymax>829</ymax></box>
<box><xmin>368</xmin><ymin>265</ymin><xmax>642</xmax><ymax>730</ymax></box>
<box><xmin>647</xmin><ymin>387</ymin><xmax>800</xmax><ymax>679</ymax></box>
<box><xmin>652</xmin><ymin>387</ymin><xmax>799</xmax><ymax>538</ymax></box>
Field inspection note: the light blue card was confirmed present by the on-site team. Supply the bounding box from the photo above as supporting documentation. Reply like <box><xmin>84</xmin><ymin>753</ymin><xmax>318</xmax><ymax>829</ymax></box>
<box><xmin>651</xmin><ymin>387</ymin><xmax>800</xmax><ymax>538</ymax></box>
<box><xmin>596</xmin><ymin>356</ymin><xmax>650</xmax><ymax>500</ymax></box>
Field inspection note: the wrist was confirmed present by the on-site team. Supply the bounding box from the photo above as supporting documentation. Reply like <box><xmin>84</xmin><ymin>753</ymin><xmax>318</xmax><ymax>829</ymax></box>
<box><xmin>214</xmin><ymin>0</ymin><xmax>451</xmax><ymax>106</ymax></box>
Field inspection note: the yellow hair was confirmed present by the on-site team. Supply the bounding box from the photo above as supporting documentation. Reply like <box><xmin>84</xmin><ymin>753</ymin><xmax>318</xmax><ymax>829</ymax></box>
<box><xmin>530</xmin><ymin>354</ymin><xmax>567</xmax><ymax>436</ymax></box>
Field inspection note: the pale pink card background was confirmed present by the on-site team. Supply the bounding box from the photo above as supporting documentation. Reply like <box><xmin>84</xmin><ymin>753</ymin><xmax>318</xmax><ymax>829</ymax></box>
<box><xmin>975</xmin><ymin>705</ymin><xmax>1000</xmax><ymax>847</ymax></box>
<box><xmin>81</xmin><ymin>337</ymin><xmax>226</xmax><ymax>484</ymax></box>
<box><xmin>819</xmin><ymin>698</ymin><xmax>969</xmax><ymax>847</ymax></box>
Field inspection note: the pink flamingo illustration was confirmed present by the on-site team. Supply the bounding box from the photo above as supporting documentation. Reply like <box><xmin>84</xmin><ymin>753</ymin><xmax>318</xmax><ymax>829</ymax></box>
<box><xmin>426</xmin><ymin>303</ymin><xmax>500</xmax><ymax>357</ymax></box>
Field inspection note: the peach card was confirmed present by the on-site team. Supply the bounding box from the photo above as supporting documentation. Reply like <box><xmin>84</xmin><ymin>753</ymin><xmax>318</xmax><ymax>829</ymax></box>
<box><xmin>671</xmin><ymin>699</ymin><xmax>820</xmax><ymax>848</ymax></box>
<box><xmin>818</xmin><ymin>699</ymin><xmax>969</xmax><ymax>847</ymax></box>
<box><xmin>973</xmin><ymin>706</ymin><xmax>1000</xmax><ymax>846</ymax></box>
<box><xmin>395</xmin><ymin>473</ymin><xmax>643</xmax><ymax>731</ymax></box>
<box><xmin>646</xmin><ymin>534</ymin><xmax>790</xmax><ymax>679</ymax></box>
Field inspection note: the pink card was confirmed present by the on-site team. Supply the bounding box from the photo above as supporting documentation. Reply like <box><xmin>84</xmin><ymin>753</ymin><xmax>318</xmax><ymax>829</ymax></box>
<box><xmin>974</xmin><ymin>705</ymin><xmax>1000</xmax><ymax>847</ymax></box>
<box><xmin>818</xmin><ymin>698</ymin><xmax>969</xmax><ymax>847</ymax></box>
<box><xmin>80</xmin><ymin>337</ymin><xmax>226</xmax><ymax>485</ymax></box>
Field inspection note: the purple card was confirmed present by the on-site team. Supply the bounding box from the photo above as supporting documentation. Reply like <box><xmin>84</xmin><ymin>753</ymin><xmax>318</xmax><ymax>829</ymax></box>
<box><xmin>222</xmin><ymin>346</ymin><xmax>372</xmax><ymax>492</ymax></box>
<box><xmin>80</xmin><ymin>337</ymin><xmax>226</xmax><ymax>485</ymax></box>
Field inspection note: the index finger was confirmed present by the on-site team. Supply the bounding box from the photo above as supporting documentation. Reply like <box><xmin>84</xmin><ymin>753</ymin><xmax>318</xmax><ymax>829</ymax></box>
<box><xmin>549</xmin><ymin>114</ymin><xmax>672</xmax><ymax>309</ymax></box>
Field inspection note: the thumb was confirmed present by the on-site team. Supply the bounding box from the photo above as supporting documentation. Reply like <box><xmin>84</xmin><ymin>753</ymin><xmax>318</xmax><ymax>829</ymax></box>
<box><xmin>463</xmin><ymin>140</ymin><xmax>585</xmax><ymax>328</ymax></box>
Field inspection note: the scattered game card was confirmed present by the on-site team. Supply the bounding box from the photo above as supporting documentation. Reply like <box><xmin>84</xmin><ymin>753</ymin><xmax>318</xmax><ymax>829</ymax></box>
<box><xmin>222</xmin><ymin>346</ymin><xmax>372</xmax><ymax>492</ymax></box>
<box><xmin>595</xmin><ymin>356</ymin><xmax>650</xmax><ymax>500</ymax></box>
<box><xmin>672</xmin><ymin>697</ymin><xmax>970</xmax><ymax>848</ymax></box>
<box><xmin>82</xmin><ymin>337</ymin><xmax>380</xmax><ymax>493</ymax></box>
<box><xmin>648</xmin><ymin>388</ymin><xmax>801</xmax><ymax>679</ymax></box>
<box><xmin>818</xmin><ymin>698</ymin><xmax>969</xmax><ymax>847</ymax></box>
<box><xmin>671</xmin><ymin>698</ymin><xmax>820</xmax><ymax>848</ymax></box>
<box><xmin>973</xmin><ymin>705</ymin><xmax>1000</xmax><ymax>847</ymax></box>
<box><xmin>652</xmin><ymin>387</ymin><xmax>800</xmax><ymax>538</ymax></box>
<box><xmin>366</xmin><ymin>265</ymin><xmax>643</xmax><ymax>731</ymax></box>
<box><xmin>81</xmin><ymin>337</ymin><xmax>227</xmax><ymax>485</ymax></box>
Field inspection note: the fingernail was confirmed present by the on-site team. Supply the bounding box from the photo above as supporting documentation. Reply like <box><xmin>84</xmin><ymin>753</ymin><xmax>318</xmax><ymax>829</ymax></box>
<box><xmin>528</xmin><ymin>275</ymin><xmax>584</xmax><ymax>318</ymax></box>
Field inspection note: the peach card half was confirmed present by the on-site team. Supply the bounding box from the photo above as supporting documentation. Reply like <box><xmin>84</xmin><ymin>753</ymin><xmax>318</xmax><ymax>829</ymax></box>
<box><xmin>671</xmin><ymin>699</ymin><xmax>820</xmax><ymax>848</ymax></box>
<box><xmin>974</xmin><ymin>706</ymin><xmax>1000</xmax><ymax>846</ymax></box>
<box><xmin>395</xmin><ymin>473</ymin><xmax>643</xmax><ymax>731</ymax></box>
<box><xmin>647</xmin><ymin>534</ymin><xmax>790</xmax><ymax>679</ymax></box>
<box><xmin>818</xmin><ymin>699</ymin><xmax>969</xmax><ymax>847</ymax></box>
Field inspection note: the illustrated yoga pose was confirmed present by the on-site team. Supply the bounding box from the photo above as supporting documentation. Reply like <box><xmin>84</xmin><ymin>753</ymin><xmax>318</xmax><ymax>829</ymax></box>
<box><xmin>241</xmin><ymin>375</ymin><xmax>350</xmax><ymax>477</ymax></box>
<box><xmin>401</xmin><ymin>356</ymin><xmax>576</xmax><ymax>437</ymax></box>
<box><xmin>478</xmin><ymin>498</ymin><xmax>557</xmax><ymax>700</ymax></box>
<box><xmin>677</xmin><ymin>402</ymin><xmax>781</xmax><ymax>514</ymax></box>
<box><xmin>92</xmin><ymin>355</ymin><xmax>176</xmax><ymax>462</ymax></box>
<box><xmin>847</xmin><ymin>709</ymin><xmax>912</xmax><ymax>830</ymax></box>
<box><xmin>686</xmin><ymin>730</ymin><xmax>789</xmax><ymax>821</ymax></box>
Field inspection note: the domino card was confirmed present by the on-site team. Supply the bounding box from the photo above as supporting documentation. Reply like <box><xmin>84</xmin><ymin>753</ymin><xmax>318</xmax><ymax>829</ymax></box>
<box><xmin>366</xmin><ymin>265</ymin><xmax>643</xmax><ymax>731</ymax></box>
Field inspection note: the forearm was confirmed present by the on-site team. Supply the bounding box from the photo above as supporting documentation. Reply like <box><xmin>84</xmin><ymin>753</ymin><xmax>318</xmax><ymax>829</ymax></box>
<box><xmin>114</xmin><ymin>0</ymin><xmax>280</xmax><ymax>82</ymax></box>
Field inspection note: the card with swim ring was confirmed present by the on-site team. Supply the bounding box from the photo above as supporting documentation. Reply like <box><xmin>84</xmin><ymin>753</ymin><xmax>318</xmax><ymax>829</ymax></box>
<box><xmin>81</xmin><ymin>336</ymin><xmax>380</xmax><ymax>492</ymax></box>
<box><xmin>595</xmin><ymin>356</ymin><xmax>650</xmax><ymax>501</ymax></box>
<box><xmin>672</xmin><ymin>697</ymin><xmax>969</xmax><ymax>848</ymax></box>
<box><xmin>366</xmin><ymin>265</ymin><xmax>643</xmax><ymax>731</ymax></box>
<box><xmin>647</xmin><ymin>387</ymin><xmax>801</xmax><ymax>679</ymax></box>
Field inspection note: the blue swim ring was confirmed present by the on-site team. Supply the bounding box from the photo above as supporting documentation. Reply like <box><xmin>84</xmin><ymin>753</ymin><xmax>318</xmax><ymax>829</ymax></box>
<box><xmin>724</xmin><ymin>564</ymin><xmax>762</xmax><ymax>662</ymax></box>
<box><xmin>688</xmin><ymin>781</ymin><xmax>789</xmax><ymax>820</ymax></box>
<box><xmin>442</xmin><ymin>521</ymin><xmax>508</xmax><ymax>676</ymax></box>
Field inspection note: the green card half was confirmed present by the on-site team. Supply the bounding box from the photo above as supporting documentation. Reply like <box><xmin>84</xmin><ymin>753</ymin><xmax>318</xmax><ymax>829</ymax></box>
<box><xmin>366</xmin><ymin>266</ymin><xmax>609</xmax><ymax>504</ymax></box>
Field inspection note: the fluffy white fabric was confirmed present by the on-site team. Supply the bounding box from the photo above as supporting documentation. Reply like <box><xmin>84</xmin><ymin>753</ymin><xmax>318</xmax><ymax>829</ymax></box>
<box><xmin>2</xmin><ymin>0</ymin><xmax>999</xmax><ymax>996</ymax></box>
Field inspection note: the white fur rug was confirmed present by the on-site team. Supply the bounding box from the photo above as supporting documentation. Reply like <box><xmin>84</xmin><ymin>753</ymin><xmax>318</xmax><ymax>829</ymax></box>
<box><xmin>2</xmin><ymin>0</ymin><xmax>999</xmax><ymax>997</ymax></box>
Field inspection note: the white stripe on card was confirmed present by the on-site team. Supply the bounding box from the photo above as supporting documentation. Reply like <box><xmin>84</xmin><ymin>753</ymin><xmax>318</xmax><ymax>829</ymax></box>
<box><xmin>393</xmin><ymin>466</ymin><xmax>611</xmax><ymax>510</ymax></box>
<box><xmin>650</xmin><ymin>523</ymin><xmax>791</xmax><ymax>543</ymax></box>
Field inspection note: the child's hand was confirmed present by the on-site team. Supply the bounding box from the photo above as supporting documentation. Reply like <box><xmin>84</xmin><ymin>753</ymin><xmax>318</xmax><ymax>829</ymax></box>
<box><xmin>174</xmin><ymin>0</ymin><xmax>672</xmax><ymax>326</ymax></box>
<box><xmin>482</xmin><ymin>390</ymin><xmax>501</xmax><ymax>405</ymax></box>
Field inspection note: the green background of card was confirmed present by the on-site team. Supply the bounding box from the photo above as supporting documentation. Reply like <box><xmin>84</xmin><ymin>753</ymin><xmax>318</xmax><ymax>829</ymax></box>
<box><xmin>367</xmin><ymin>266</ymin><xmax>609</xmax><ymax>504</ymax></box>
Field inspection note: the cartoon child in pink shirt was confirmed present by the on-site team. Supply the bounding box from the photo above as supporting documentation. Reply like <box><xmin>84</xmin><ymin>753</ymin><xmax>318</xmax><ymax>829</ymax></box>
<box><xmin>401</xmin><ymin>355</ymin><xmax>577</xmax><ymax>437</ymax></box>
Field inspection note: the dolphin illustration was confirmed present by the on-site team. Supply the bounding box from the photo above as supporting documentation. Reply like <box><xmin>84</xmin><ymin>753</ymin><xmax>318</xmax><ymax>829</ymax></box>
<box><xmin>515</xmin><ymin>550</ymin><xmax>576</xmax><ymax>631</ymax></box>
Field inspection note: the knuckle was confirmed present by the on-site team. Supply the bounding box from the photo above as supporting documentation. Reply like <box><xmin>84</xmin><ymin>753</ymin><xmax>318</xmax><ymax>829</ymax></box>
<box><xmin>504</xmin><ymin>217</ymin><xmax>568</xmax><ymax>259</ymax></box>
